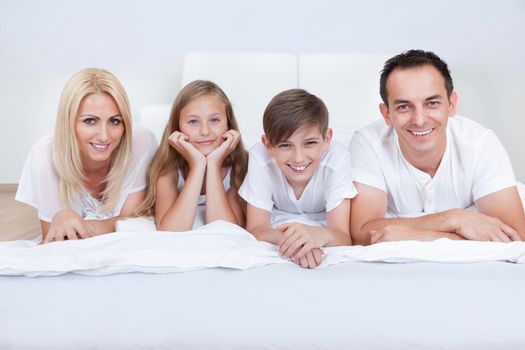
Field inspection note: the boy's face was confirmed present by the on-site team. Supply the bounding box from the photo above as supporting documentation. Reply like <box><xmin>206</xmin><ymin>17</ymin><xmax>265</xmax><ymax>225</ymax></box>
<box><xmin>262</xmin><ymin>124</ymin><xmax>332</xmax><ymax>191</ymax></box>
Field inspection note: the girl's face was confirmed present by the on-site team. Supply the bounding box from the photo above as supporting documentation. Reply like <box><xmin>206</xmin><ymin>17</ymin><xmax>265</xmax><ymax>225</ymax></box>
<box><xmin>178</xmin><ymin>94</ymin><xmax>229</xmax><ymax>156</ymax></box>
<box><xmin>75</xmin><ymin>92</ymin><xmax>124</xmax><ymax>170</ymax></box>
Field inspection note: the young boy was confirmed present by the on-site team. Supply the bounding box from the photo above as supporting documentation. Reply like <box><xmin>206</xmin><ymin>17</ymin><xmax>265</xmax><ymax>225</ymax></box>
<box><xmin>239</xmin><ymin>89</ymin><xmax>356</xmax><ymax>269</ymax></box>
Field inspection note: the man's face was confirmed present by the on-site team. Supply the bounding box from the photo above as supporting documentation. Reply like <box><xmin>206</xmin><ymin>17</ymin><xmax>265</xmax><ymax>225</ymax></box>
<box><xmin>380</xmin><ymin>64</ymin><xmax>457</xmax><ymax>165</ymax></box>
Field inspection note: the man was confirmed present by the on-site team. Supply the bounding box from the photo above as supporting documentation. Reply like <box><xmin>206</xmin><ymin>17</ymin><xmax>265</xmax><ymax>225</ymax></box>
<box><xmin>350</xmin><ymin>49</ymin><xmax>525</xmax><ymax>245</ymax></box>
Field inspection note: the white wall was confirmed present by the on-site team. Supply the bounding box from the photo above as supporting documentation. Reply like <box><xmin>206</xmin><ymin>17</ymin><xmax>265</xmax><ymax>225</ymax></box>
<box><xmin>1</xmin><ymin>0</ymin><xmax>525</xmax><ymax>182</ymax></box>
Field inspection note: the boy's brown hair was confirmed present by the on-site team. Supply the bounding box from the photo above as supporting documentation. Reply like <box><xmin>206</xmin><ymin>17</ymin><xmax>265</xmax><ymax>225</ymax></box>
<box><xmin>263</xmin><ymin>89</ymin><xmax>329</xmax><ymax>145</ymax></box>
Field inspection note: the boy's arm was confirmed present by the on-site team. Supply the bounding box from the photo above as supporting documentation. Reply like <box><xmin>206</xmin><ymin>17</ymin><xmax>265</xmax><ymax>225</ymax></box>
<box><xmin>279</xmin><ymin>199</ymin><xmax>352</xmax><ymax>261</ymax></box>
<box><xmin>325</xmin><ymin>198</ymin><xmax>352</xmax><ymax>246</ymax></box>
<box><xmin>245</xmin><ymin>204</ymin><xmax>281</xmax><ymax>244</ymax></box>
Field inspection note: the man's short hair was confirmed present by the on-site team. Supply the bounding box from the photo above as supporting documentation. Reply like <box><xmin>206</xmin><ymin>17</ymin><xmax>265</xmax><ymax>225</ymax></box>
<box><xmin>380</xmin><ymin>49</ymin><xmax>454</xmax><ymax>105</ymax></box>
<box><xmin>263</xmin><ymin>89</ymin><xmax>329</xmax><ymax>145</ymax></box>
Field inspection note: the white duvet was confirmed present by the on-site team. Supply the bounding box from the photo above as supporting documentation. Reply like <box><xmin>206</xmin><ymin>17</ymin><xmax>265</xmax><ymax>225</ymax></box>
<box><xmin>1</xmin><ymin>220</ymin><xmax>525</xmax><ymax>277</ymax></box>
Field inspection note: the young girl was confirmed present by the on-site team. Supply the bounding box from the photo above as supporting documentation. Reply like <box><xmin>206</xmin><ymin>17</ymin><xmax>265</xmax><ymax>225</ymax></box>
<box><xmin>16</xmin><ymin>68</ymin><xmax>157</xmax><ymax>243</ymax></box>
<box><xmin>136</xmin><ymin>80</ymin><xmax>248</xmax><ymax>230</ymax></box>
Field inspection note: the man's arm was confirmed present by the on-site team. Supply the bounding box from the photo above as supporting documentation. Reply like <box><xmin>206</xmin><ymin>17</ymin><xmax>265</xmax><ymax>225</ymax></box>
<box><xmin>475</xmin><ymin>186</ymin><xmax>525</xmax><ymax>240</ymax></box>
<box><xmin>351</xmin><ymin>183</ymin><xmax>521</xmax><ymax>244</ymax></box>
<box><xmin>350</xmin><ymin>183</ymin><xmax>463</xmax><ymax>245</ymax></box>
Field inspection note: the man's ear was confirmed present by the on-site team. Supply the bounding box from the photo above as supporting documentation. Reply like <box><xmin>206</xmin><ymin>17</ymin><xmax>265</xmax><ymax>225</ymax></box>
<box><xmin>261</xmin><ymin>134</ymin><xmax>273</xmax><ymax>156</ymax></box>
<box><xmin>448</xmin><ymin>91</ymin><xmax>458</xmax><ymax>117</ymax></box>
<box><xmin>322</xmin><ymin>128</ymin><xmax>333</xmax><ymax>151</ymax></box>
<box><xmin>379</xmin><ymin>103</ymin><xmax>392</xmax><ymax>126</ymax></box>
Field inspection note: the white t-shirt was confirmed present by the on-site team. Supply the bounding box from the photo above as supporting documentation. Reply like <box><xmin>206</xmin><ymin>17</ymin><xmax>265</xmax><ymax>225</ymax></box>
<box><xmin>16</xmin><ymin>124</ymin><xmax>158</xmax><ymax>222</ymax></box>
<box><xmin>350</xmin><ymin>115</ymin><xmax>516</xmax><ymax>218</ymax></box>
<box><xmin>239</xmin><ymin>141</ymin><xmax>357</xmax><ymax>226</ymax></box>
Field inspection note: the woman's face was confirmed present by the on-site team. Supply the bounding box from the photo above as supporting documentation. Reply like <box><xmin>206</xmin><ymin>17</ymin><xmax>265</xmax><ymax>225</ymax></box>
<box><xmin>75</xmin><ymin>92</ymin><xmax>125</xmax><ymax>170</ymax></box>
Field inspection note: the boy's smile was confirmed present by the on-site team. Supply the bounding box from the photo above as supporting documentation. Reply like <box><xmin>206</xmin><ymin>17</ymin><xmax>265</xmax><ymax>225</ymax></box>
<box><xmin>263</xmin><ymin>124</ymin><xmax>332</xmax><ymax>198</ymax></box>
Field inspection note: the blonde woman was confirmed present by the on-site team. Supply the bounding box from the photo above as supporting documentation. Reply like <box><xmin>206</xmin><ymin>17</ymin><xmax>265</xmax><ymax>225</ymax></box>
<box><xmin>16</xmin><ymin>68</ymin><xmax>157</xmax><ymax>243</ymax></box>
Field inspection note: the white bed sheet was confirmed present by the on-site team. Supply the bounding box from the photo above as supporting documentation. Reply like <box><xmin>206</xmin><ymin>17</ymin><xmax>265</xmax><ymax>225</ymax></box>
<box><xmin>1</xmin><ymin>262</ymin><xmax>524</xmax><ymax>349</ymax></box>
<box><xmin>1</xmin><ymin>220</ymin><xmax>525</xmax><ymax>277</ymax></box>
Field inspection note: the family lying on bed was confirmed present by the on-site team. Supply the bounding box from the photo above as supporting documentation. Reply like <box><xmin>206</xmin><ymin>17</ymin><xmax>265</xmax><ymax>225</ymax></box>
<box><xmin>15</xmin><ymin>49</ymin><xmax>525</xmax><ymax>269</ymax></box>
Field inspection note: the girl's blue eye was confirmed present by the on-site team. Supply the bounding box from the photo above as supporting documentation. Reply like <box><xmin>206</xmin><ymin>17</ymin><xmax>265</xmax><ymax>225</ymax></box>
<box><xmin>83</xmin><ymin>118</ymin><xmax>96</xmax><ymax>125</ymax></box>
<box><xmin>188</xmin><ymin>120</ymin><xmax>198</xmax><ymax>125</ymax></box>
<box><xmin>110</xmin><ymin>118</ymin><xmax>122</xmax><ymax>126</ymax></box>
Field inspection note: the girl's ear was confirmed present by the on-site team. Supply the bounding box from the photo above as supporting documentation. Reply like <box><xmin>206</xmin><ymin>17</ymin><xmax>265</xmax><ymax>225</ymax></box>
<box><xmin>261</xmin><ymin>134</ymin><xmax>273</xmax><ymax>156</ymax></box>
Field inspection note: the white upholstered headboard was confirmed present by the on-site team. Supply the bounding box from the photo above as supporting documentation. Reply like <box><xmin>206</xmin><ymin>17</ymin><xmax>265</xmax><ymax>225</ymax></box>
<box><xmin>139</xmin><ymin>52</ymin><xmax>391</xmax><ymax>147</ymax></box>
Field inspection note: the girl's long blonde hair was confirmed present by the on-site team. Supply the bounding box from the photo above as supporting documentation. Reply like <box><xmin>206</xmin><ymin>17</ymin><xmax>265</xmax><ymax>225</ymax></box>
<box><xmin>53</xmin><ymin>68</ymin><xmax>132</xmax><ymax>212</ymax></box>
<box><xmin>136</xmin><ymin>80</ymin><xmax>248</xmax><ymax>217</ymax></box>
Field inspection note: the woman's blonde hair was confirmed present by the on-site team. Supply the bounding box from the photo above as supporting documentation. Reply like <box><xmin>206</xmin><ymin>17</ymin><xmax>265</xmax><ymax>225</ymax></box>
<box><xmin>53</xmin><ymin>68</ymin><xmax>133</xmax><ymax>212</ymax></box>
<box><xmin>136</xmin><ymin>80</ymin><xmax>248</xmax><ymax>217</ymax></box>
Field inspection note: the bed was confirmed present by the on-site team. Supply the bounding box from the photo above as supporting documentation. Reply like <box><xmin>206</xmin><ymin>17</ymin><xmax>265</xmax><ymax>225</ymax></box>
<box><xmin>2</xmin><ymin>52</ymin><xmax>525</xmax><ymax>349</ymax></box>
<box><xmin>1</xmin><ymin>221</ymin><xmax>525</xmax><ymax>349</ymax></box>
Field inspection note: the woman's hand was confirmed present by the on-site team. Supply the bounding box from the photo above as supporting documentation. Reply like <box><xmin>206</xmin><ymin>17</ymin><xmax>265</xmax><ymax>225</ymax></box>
<box><xmin>206</xmin><ymin>129</ymin><xmax>241</xmax><ymax>168</ymax></box>
<box><xmin>168</xmin><ymin>131</ymin><xmax>207</xmax><ymax>170</ymax></box>
<box><xmin>43</xmin><ymin>209</ymin><xmax>96</xmax><ymax>244</ymax></box>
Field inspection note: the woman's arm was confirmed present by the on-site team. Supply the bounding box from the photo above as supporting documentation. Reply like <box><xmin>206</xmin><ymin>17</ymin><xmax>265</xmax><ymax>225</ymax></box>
<box><xmin>41</xmin><ymin>191</ymin><xmax>146</xmax><ymax>243</ymax></box>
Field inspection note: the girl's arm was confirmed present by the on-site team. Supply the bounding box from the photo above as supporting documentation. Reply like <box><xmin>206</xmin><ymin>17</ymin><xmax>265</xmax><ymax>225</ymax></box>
<box><xmin>155</xmin><ymin>166</ymin><xmax>205</xmax><ymax>232</ymax></box>
<box><xmin>155</xmin><ymin>131</ymin><xmax>207</xmax><ymax>231</ymax></box>
<box><xmin>205</xmin><ymin>130</ymin><xmax>244</xmax><ymax>225</ymax></box>
<box><xmin>204</xmin><ymin>165</ymin><xmax>243</xmax><ymax>226</ymax></box>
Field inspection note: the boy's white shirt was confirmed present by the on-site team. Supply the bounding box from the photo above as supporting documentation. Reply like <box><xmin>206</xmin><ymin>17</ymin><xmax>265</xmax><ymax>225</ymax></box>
<box><xmin>239</xmin><ymin>140</ymin><xmax>357</xmax><ymax>227</ymax></box>
<box><xmin>350</xmin><ymin>115</ymin><xmax>516</xmax><ymax>218</ymax></box>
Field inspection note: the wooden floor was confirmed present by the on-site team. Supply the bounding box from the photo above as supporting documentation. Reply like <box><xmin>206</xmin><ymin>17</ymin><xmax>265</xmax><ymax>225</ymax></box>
<box><xmin>0</xmin><ymin>184</ymin><xmax>40</xmax><ymax>241</ymax></box>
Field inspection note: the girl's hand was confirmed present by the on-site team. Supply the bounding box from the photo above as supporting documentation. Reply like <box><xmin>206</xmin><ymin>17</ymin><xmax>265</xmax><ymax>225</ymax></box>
<box><xmin>276</xmin><ymin>222</ymin><xmax>330</xmax><ymax>260</ymax></box>
<box><xmin>206</xmin><ymin>129</ymin><xmax>241</xmax><ymax>168</ymax></box>
<box><xmin>43</xmin><ymin>209</ymin><xmax>96</xmax><ymax>244</ymax></box>
<box><xmin>168</xmin><ymin>131</ymin><xmax>206</xmax><ymax>169</ymax></box>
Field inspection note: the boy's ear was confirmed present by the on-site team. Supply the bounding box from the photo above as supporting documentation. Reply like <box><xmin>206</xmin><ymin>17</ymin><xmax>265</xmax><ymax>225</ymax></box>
<box><xmin>322</xmin><ymin>128</ymin><xmax>333</xmax><ymax>151</ymax></box>
<box><xmin>379</xmin><ymin>103</ymin><xmax>392</xmax><ymax>126</ymax></box>
<box><xmin>261</xmin><ymin>134</ymin><xmax>273</xmax><ymax>156</ymax></box>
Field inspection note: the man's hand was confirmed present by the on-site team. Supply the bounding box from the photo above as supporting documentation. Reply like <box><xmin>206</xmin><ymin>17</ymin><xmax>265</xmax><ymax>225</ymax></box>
<box><xmin>448</xmin><ymin>209</ymin><xmax>521</xmax><ymax>242</ymax></box>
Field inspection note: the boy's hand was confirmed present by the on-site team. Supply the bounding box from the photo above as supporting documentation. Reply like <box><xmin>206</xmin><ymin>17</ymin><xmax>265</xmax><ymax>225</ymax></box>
<box><xmin>276</xmin><ymin>222</ymin><xmax>330</xmax><ymax>260</ymax></box>
<box><xmin>168</xmin><ymin>131</ymin><xmax>206</xmax><ymax>169</ymax></box>
<box><xmin>291</xmin><ymin>247</ymin><xmax>324</xmax><ymax>269</ymax></box>
<box><xmin>207</xmin><ymin>129</ymin><xmax>241</xmax><ymax>167</ymax></box>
